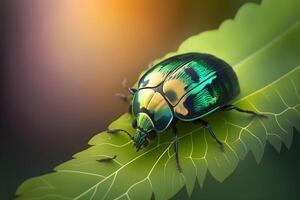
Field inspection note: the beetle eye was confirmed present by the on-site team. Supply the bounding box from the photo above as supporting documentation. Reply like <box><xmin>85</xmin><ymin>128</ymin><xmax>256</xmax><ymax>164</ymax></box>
<box><xmin>132</xmin><ymin>119</ymin><xmax>137</xmax><ymax>129</ymax></box>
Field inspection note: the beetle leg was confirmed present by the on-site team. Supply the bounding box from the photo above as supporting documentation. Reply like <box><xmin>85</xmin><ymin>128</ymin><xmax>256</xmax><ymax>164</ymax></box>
<box><xmin>221</xmin><ymin>104</ymin><xmax>267</xmax><ymax>118</ymax></box>
<box><xmin>107</xmin><ymin>129</ymin><xmax>134</xmax><ymax>141</ymax></box>
<box><xmin>195</xmin><ymin>120</ymin><xmax>224</xmax><ymax>151</ymax></box>
<box><xmin>172</xmin><ymin>124</ymin><xmax>183</xmax><ymax>173</ymax></box>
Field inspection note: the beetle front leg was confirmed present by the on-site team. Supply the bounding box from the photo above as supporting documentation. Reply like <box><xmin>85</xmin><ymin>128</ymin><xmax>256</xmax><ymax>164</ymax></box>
<box><xmin>106</xmin><ymin>119</ymin><xmax>136</xmax><ymax>142</ymax></box>
<box><xmin>107</xmin><ymin>129</ymin><xmax>134</xmax><ymax>141</ymax></box>
<box><xmin>194</xmin><ymin>119</ymin><xmax>224</xmax><ymax>151</ymax></box>
<box><xmin>220</xmin><ymin>104</ymin><xmax>266</xmax><ymax>118</ymax></box>
<box><xmin>172</xmin><ymin>124</ymin><xmax>183</xmax><ymax>173</ymax></box>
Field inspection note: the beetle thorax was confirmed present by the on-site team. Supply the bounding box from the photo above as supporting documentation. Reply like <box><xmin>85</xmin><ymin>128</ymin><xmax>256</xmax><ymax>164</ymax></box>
<box><xmin>132</xmin><ymin>89</ymin><xmax>174</xmax><ymax>132</ymax></box>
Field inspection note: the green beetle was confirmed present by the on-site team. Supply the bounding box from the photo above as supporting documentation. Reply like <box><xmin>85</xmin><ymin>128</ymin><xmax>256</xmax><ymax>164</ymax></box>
<box><xmin>106</xmin><ymin>53</ymin><xmax>265</xmax><ymax>172</ymax></box>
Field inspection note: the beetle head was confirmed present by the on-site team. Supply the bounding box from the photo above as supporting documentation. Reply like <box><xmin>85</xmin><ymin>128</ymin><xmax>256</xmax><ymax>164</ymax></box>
<box><xmin>134</xmin><ymin>113</ymin><xmax>154</xmax><ymax>151</ymax></box>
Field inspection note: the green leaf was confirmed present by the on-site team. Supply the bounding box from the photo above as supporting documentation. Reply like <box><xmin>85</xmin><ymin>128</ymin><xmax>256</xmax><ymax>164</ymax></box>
<box><xmin>16</xmin><ymin>0</ymin><xmax>300</xmax><ymax>199</ymax></box>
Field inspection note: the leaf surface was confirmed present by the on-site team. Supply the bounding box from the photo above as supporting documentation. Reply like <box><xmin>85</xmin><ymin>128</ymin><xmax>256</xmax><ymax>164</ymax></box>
<box><xmin>16</xmin><ymin>0</ymin><xmax>300</xmax><ymax>199</ymax></box>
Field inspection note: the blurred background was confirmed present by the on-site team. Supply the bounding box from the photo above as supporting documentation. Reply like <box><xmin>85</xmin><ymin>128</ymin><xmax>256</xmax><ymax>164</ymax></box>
<box><xmin>1</xmin><ymin>0</ymin><xmax>300</xmax><ymax>199</ymax></box>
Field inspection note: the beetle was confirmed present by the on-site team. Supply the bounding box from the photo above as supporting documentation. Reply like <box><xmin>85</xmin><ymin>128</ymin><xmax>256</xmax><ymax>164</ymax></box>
<box><xmin>101</xmin><ymin>52</ymin><xmax>265</xmax><ymax>172</ymax></box>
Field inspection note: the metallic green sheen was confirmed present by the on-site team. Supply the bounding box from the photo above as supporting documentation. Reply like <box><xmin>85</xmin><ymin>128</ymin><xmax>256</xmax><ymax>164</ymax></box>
<box><xmin>163</xmin><ymin>59</ymin><xmax>217</xmax><ymax>105</ymax></box>
<box><xmin>138</xmin><ymin>53</ymin><xmax>197</xmax><ymax>89</ymax></box>
<box><xmin>132</xmin><ymin>89</ymin><xmax>173</xmax><ymax>132</ymax></box>
<box><xmin>133</xmin><ymin>53</ymin><xmax>240</xmax><ymax>131</ymax></box>
<box><xmin>174</xmin><ymin>64</ymin><xmax>239</xmax><ymax>120</ymax></box>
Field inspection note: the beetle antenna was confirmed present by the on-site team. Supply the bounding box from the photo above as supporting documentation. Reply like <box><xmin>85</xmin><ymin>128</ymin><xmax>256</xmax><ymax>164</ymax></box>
<box><xmin>107</xmin><ymin>129</ymin><xmax>134</xmax><ymax>141</ymax></box>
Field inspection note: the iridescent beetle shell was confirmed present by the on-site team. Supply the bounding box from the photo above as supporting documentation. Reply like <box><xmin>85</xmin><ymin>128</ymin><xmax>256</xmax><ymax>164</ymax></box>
<box><xmin>132</xmin><ymin>53</ymin><xmax>240</xmax><ymax>136</ymax></box>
